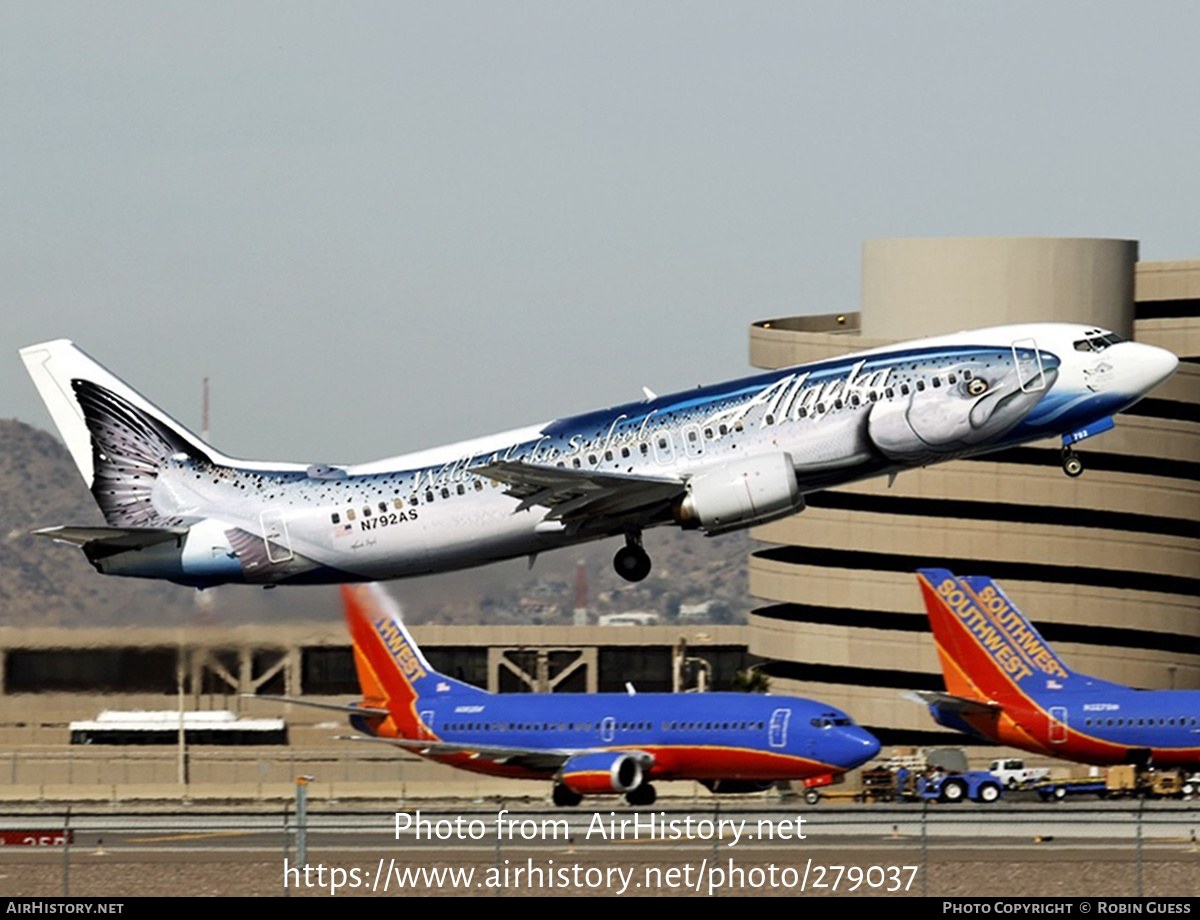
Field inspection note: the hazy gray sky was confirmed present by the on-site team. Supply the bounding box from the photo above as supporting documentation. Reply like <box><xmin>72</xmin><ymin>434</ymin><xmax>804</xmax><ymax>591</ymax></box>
<box><xmin>3</xmin><ymin>2</ymin><xmax>1198</xmax><ymax>464</ymax></box>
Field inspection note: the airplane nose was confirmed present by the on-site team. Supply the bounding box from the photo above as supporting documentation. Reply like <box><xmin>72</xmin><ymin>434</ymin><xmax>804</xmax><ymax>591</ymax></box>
<box><xmin>1126</xmin><ymin>342</ymin><xmax>1179</xmax><ymax>395</ymax></box>
<box><xmin>840</xmin><ymin>728</ymin><xmax>882</xmax><ymax>770</ymax></box>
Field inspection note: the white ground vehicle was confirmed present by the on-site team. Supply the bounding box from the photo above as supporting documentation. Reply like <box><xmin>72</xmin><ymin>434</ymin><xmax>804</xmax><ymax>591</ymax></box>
<box><xmin>989</xmin><ymin>758</ymin><xmax>1051</xmax><ymax>788</ymax></box>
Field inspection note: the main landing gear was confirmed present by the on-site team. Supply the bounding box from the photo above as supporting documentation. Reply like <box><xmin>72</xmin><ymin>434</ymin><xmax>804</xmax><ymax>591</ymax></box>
<box><xmin>1061</xmin><ymin>447</ymin><xmax>1084</xmax><ymax>478</ymax></box>
<box><xmin>552</xmin><ymin>783</ymin><xmax>583</xmax><ymax>807</ymax></box>
<box><xmin>613</xmin><ymin>530</ymin><xmax>652</xmax><ymax>582</ymax></box>
<box><xmin>626</xmin><ymin>783</ymin><xmax>657</xmax><ymax>807</ymax></box>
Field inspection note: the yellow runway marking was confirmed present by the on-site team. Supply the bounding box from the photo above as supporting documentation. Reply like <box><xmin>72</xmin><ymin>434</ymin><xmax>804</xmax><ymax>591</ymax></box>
<box><xmin>127</xmin><ymin>830</ymin><xmax>255</xmax><ymax>843</ymax></box>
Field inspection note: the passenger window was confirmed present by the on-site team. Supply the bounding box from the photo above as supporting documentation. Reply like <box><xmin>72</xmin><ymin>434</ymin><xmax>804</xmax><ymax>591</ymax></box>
<box><xmin>363</xmin><ymin>506</ymin><xmax>372</xmax><ymax>517</ymax></box>
<box><xmin>331</xmin><ymin>513</ymin><xmax>341</xmax><ymax>524</ymax></box>
<box><xmin>347</xmin><ymin>509</ymin><xmax>357</xmax><ymax>521</ymax></box>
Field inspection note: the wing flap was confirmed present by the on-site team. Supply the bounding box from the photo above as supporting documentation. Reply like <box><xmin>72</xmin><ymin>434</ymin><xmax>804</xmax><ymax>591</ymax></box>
<box><xmin>476</xmin><ymin>461</ymin><xmax>683</xmax><ymax>524</ymax></box>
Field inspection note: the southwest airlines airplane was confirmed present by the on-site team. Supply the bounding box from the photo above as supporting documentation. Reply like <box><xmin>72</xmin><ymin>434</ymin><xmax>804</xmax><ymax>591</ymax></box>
<box><xmin>915</xmin><ymin>569</ymin><xmax>1200</xmax><ymax>768</ymax></box>
<box><xmin>274</xmin><ymin>582</ymin><xmax>881</xmax><ymax>806</ymax></box>
<box><xmin>19</xmin><ymin>325</ymin><xmax>1175</xmax><ymax>587</ymax></box>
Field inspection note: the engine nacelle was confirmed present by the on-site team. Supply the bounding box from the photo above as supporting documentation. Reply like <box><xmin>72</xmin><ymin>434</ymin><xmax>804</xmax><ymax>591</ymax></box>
<box><xmin>675</xmin><ymin>452</ymin><xmax>802</xmax><ymax>534</ymax></box>
<box><xmin>559</xmin><ymin>752</ymin><xmax>646</xmax><ymax>795</ymax></box>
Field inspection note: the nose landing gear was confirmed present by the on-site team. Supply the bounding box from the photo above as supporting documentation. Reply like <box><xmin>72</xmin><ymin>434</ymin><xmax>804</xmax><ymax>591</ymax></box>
<box><xmin>613</xmin><ymin>530</ymin><xmax>652</xmax><ymax>582</ymax></box>
<box><xmin>1062</xmin><ymin>447</ymin><xmax>1084</xmax><ymax>478</ymax></box>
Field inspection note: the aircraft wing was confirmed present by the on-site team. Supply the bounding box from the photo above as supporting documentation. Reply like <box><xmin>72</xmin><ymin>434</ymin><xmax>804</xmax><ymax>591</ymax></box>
<box><xmin>905</xmin><ymin>690</ymin><xmax>1000</xmax><ymax>716</ymax></box>
<box><xmin>346</xmin><ymin>735</ymin><xmax>655</xmax><ymax>774</ymax></box>
<box><xmin>475</xmin><ymin>461</ymin><xmax>683</xmax><ymax>524</ymax></box>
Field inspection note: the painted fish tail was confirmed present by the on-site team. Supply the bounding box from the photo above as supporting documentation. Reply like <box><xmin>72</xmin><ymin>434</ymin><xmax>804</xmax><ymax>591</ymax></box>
<box><xmin>20</xmin><ymin>339</ymin><xmax>218</xmax><ymax>527</ymax></box>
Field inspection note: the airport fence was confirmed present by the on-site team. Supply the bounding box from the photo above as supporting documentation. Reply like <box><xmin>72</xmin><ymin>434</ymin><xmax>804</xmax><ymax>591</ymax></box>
<box><xmin>3</xmin><ymin>801</ymin><xmax>1200</xmax><ymax>897</ymax></box>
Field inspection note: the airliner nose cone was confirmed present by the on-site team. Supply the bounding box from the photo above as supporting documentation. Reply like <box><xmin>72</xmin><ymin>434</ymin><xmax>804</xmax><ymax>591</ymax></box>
<box><xmin>1130</xmin><ymin>343</ymin><xmax>1179</xmax><ymax>394</ymax></box>
<box><xmin>847</xmin><ymin>729</ymin><xmax>882</xmax><ymax>769</ymax></box>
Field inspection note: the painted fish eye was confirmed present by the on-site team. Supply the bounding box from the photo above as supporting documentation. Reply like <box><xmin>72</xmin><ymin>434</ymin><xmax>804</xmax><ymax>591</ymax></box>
<box><xmin>967</xmin><ymin>378</ymin><xmax>988</xmax><ymax>396</ymax></box>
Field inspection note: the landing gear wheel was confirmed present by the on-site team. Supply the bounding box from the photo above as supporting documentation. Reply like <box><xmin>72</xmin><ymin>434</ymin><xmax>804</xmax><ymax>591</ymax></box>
<box><xmin>804</xmin><ymin>788</ymin><xmax>821</xmax><ymax>806</ymax></box>
<box><xmin>552</xmin><ymin>784</ymin><xmax>583</xmax><ymax>807</ymax></box>
<box><xmin>613</xmin><ymin>534</ymin><xmax>652</xmax><ymax>582</ymax></box>
<box><xmin>1062</xmin><ymin>448</ymin><xmax>1084</xmax><ymax>478</ymax></box>
<box><xmin>626</xmin><ymin>783</ymin><xmax>657</xmax><ymax>806</ymax></box>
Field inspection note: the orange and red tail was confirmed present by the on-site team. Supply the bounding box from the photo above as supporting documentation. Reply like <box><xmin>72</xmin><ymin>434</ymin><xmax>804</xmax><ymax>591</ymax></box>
<box><xmin>341</xmin><ymin>584</ymin><xmax>486</xmax><ymax>739</ymax></box>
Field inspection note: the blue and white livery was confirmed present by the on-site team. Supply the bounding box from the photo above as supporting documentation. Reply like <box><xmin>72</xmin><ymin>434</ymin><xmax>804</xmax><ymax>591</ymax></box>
<box><xmin>18</xmin><ymin>324</ymin><xmax>1177</xmax><ymax>587</ymax></box>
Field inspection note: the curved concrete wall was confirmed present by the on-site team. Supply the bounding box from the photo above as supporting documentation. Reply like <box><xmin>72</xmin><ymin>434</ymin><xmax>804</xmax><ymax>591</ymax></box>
<box><xmin>861</xmin><ymin>237</ymin><xmax>1137</xmax><ymax>339</ymax></box>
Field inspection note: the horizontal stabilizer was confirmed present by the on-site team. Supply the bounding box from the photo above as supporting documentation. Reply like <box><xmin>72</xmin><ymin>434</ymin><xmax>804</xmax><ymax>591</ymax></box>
<box><xmin>33</xmin><ymin>525</ymin><xmax>189</xmax><ymax>550</ymax></box>
<box><xmin>245</xmin><ymin>694</ymin><xmax>390</xmax><ymax>719</ymax></box>
<box><xmin>904</xmin><ymin>690</ymin><xmax>1000</xmax><ymax>716</ymax></box>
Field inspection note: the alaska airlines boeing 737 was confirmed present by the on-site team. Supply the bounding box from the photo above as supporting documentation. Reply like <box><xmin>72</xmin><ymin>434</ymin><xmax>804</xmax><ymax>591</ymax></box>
<box><xmin>19</xmin><ymin>325</ymin><xmax>1175</xmax><ymax>587</ymax></box>
<box><xmin>265</xmin><ymin>583</ymin><xmax>880</xmax><ymax>806</ymax></box>
<box><xmin>915</xmin><ymin>569</ymin><xmax>1200</xmax><ymax>768</ymax></box>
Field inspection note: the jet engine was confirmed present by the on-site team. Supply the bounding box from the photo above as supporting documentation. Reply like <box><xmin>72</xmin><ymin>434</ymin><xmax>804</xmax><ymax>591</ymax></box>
<box><xmin>559</xmin><ymin>752</ymin><xmax>647</xmax><ymax>795</ymax></box>
<box><xmin>675</xmin><ymin>452</ymin><xmax>802</xmax><ymax>534</ymax></box>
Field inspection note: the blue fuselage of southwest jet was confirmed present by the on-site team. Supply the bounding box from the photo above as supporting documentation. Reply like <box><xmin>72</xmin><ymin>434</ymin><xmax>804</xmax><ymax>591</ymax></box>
<box><xmin>360</xmin><ymin>690</ymin><xmax>881</xmax><ymax>787</ymax></box>
<box><xmin>20</xmin><ymin>323</ymin><xmax>1177</xmax><ymax>586</ymax></box>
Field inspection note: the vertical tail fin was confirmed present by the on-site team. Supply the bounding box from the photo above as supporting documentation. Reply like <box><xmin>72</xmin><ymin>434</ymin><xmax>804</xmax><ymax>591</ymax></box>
<box><xmin>916</xmin><ymin>569</ymin><xmax>1086</xmax><ymax>704</ymax></box>
<box><xmin>19</xmin><ymin>340</ymin><xmax>222</xmax><ymax>527</ymax></box>
<box><xmin>340</xmin><ymin>584</ymin><xmax>485</xmax><ymax>738</ymax></box>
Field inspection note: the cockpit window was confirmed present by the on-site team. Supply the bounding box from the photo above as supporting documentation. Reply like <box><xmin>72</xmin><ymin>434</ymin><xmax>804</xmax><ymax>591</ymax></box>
<box><xmin>1073</xmin><ymin>331</ymin><xmax>1125</xmax><ymax>353</ymax></box>
<box><xmin>809</xmin><ymin>716</ymin><xmax>853</xmax><ymax>729</ymax></box>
